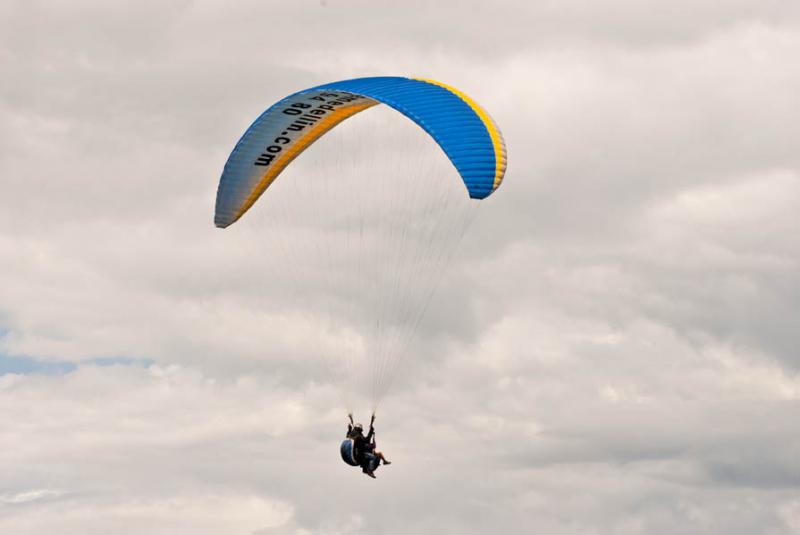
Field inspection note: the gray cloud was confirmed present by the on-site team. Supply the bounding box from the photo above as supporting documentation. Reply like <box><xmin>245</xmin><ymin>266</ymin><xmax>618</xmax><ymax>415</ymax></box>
<box><xmin>2</xmin><ymin>1</ymin><xmax>799</xmax><ymax>533</ymax></box>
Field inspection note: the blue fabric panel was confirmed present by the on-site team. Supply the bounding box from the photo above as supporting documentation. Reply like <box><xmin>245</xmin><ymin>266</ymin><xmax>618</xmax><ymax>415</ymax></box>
<box><xmin>307</xmin><ymin>77</ymin><xmax>497</xmax><ymax>199</ymax></box>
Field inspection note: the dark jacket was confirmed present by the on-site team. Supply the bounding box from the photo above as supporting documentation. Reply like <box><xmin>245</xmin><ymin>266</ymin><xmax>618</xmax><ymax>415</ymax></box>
<box><xmin>346</xmin><ymin>424</ymin><xmax>375</xmax><ymax>460</ymax></box>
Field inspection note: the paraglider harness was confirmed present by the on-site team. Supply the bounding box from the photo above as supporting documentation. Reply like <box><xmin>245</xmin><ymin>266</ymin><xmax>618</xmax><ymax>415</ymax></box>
<box><xmin>340</xmin><ymin>414</ymin><xmax>378</xmax><ymax>470</ymax></box>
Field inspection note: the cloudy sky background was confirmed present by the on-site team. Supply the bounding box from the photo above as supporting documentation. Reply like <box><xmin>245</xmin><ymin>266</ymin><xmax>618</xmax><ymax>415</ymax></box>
<box><xmin>2</xmin><ymin>1</ymin><xmax>800</xmax><ymax>533</ymax></box>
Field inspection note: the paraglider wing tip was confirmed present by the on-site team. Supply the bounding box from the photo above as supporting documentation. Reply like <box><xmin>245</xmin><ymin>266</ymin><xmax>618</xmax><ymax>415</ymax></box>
<box><xmin>214</xmin><ymin>213</ymin><xmax>232</xmax><ymax>229</ymax></box>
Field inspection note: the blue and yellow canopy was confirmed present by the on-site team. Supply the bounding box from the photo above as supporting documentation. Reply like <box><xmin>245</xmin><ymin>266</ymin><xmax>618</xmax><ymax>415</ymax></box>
<box><xmin>215</xmin><ymin>76</ymin><xmax>507</xmax><ymax>228</ymax></box>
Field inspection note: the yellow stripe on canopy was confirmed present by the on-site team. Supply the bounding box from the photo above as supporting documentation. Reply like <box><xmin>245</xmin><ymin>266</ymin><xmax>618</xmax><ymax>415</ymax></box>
<box><xmin>412</xmin><ymin>78</ymin><xmax>506</xmax><ymax>191</ymax></box>
<box><xmin>233</xmin><ymin>100</ymin><xmax>378</xmax><ymax>223</ymax></box>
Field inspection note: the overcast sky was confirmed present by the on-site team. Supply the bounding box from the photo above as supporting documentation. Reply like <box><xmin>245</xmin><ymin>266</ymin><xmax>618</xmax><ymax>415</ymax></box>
<box><xmin>2</xmin><ymin>1</ymin><xmax>800</xmax><ymax>534</ymax></box>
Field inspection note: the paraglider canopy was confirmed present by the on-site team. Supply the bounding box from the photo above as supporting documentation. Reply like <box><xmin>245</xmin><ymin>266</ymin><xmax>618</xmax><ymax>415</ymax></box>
<box><xmin>215</xmin><ymin>76</ymin><xmax>507</xmax><ymax>228</ymax></box>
